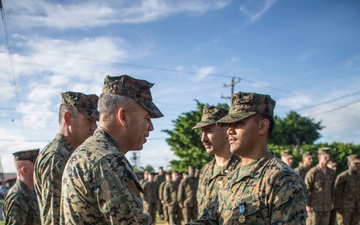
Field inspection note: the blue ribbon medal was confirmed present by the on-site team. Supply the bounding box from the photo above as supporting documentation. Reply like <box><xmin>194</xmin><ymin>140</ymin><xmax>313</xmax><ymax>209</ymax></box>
<box><xmin>238</xmin><ymin>203</ymin><xmax>246</xmax><ymax>223</ymax></box>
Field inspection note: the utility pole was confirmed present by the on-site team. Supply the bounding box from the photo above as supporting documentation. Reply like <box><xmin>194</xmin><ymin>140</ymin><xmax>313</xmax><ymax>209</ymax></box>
<box><xmin>221</xmin><ymin>77</ymin><xmax>241</xmax><ymax>100</ymax></box>
<box><xmin>132</xmin><ymin>152</ymin><xmax>138</xmax><ymax>168</ymax></box>
<box><xmin>0</xmin><ymin>155</ymin><xmax>4</xmax><ymax>187</ymax></box>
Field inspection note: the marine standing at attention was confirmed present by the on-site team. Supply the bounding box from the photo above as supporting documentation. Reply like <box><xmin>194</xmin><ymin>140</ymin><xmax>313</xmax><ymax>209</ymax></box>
<box><xmin>3</xmin><ymin>149</ymin><xmax>40</xmax><ymax>225</ymax></box>
<box><xmin>34</xmin><ymin>91</ymin><xmax>99</xmax><ymax>225</ymax></box>
<box><xmin>60</xmin><ymin>75</ymin><xmax>163</xmax><ymax>224</ymax></box>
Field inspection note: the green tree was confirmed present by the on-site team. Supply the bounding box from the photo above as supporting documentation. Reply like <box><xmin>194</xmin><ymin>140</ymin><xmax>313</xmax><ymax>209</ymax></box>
<box><xmin>162</xmin><ymin>100</ymin><xmax>228</xmax><ymax>172</ymax></box>
<box><xmin>269</xmin><ymin>111</ymin><xmax>324</xmax><ymax>146</ymax></box>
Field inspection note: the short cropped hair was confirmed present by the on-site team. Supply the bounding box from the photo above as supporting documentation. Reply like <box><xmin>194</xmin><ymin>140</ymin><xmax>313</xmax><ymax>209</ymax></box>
<box><xmin>59</xmin><ymin>104</ymin><xmax>78</xmax><ymax>123</ymax></box>
<box><xmin>98</xmin><ymin>93</ymin><xmax>137</xmax><ymax>118</ymax></box>
<box><xmin>255</xmin><ymin>114</ymin><xmax>275</xmax><ymax>136</ymax></box>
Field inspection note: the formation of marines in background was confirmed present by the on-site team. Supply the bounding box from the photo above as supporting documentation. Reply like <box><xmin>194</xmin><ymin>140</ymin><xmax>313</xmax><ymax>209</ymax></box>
<box><xmin>1</xmin><ymin>74</ymin><xmax>360</xmax><ymax>225</ymax></box>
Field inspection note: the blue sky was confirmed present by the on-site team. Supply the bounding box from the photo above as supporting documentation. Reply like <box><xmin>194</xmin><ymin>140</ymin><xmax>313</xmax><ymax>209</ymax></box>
<box><xmin>1</xmin><ymin>0</ymin><xmax>359</xmax><ymax>173</ymax></box>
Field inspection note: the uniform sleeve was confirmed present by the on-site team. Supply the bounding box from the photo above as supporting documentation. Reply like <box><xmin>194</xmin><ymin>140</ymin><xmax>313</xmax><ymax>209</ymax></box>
<box><xmin>196</xmin><ymin>168</ymin><xmax>206</xmax><ymax>216</ymax></box>
<box><xmin>270</xmin><ymin>171</ymin><xmax>307</xmax><ymax>225</ymax></box>
<box><xmin>334</xmin><ymin>173</ymin><xmax>344</xmax><ymax>209</ymax></box>
<box><xmin>93</xmin><ymin>156</ymin><xmax>152</xmax><ymax>225</ymax></box>
<box><xmin>304</xmin><ymin>169</ymin><xmax>314</xmax><ymax>206</ymax></box>
<box><xmin>3</xmin><ymin>197</ymin><xmax>29</xmax><ymax>225</ymax></box>
<box><xmin>35</xmin><ymin>153</ymin><xmax>65</xmax><ymax>225</ymax></box>
<box><xmin>177</xmin><ymin>179</ymin><xmax>185</xmax><ymax>208</ymax></box>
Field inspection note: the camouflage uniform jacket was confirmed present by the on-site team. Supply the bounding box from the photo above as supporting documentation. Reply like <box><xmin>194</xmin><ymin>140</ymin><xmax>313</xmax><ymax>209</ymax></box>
<box><xmin>158</xmin><ymin>180</ymin><xmax>167</xmax><ymax>203</ymax></box>
<box><xmin>60</xmin><ymin>128</ymin><xmax>152</xmax><ymax>225</ymax></box>
<box><xmin>2</xmin><ymin>179</ymin><xmax>40</xmax><ymax>225</ymax></box>
<box><xmin>164</xmin><ymin>180</ymin><xmax>180</xmax><ymax>206</ymax></box>
<box><xmin>154</xmin><ymin>173</ymin><xmax>165</xmax><ymax>187</ymax></box>
<box><xmin>305</xmin><ymin>165</ymin><xmax>335</xmax><ymax>212</ymax></box>
<box><xmin>334</xmin><ymin>169</ymin><xmax>360</xmax><ymax>212</ymax></box>
<box><xmin>34</xmin><ymin>133</ymin><xmax>73</xmax><ymax>225</ymax></box>
<box><xmin>197</xmin><ymin>154</ymin><xmax>241</xmax><ymax>216</ymax></box>
<box><xmin>177</xmin><ymin>176</ymin><xmax>198</xmax><ymax>208</ymax></box>
<box><xmin>143</xmin><ymin>181</ymin><xmax>159</xmax><ymax>204</ymax></box>
<box><xmin>214</xmin><ymin>152</ymin><xmax>307</xmax><ymax>224</ymax></box>
<box><xmin>294</xmin><ymin>165</ymin><xmax>309</xmax><ymax>180</ymax></box>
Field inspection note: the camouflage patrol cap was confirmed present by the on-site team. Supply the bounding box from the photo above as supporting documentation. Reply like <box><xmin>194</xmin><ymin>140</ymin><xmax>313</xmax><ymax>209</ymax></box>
<box><xmin>61</xmin><ymin>91</ymin><xmax>99</xmax><ymax>120</ymax></box>
<box><xmin>303</xmin><ymin>151</ymin><xmax>314</xmax><ymax>159</ymax></box>
<box><xmin>281</xmin><ymin>150</ymin><xmax>293</xmax><ymax>159</ymax></box>
<box><xmin>192</xmin><ymin>106</ymin><xmax>228</xmax><ymax>129</ymax></box>
<box><xmin>13</xmin><ymin>149</ymin><xmax>39</xmax><ymax>163</ymax></box>
<box><xmin>216</xmin><ymin>92</ymin><xmax>275</xmax><ymax>125</ymax></box>
<box><xmin>348</xmin><ymin>154</ymin><xmax>360</xmax><ymax>162</ymax></box>
<box><xmin>318</xmin><ymin>147</ymin><xmax>331</xmax><ymax>157</ymax></box>
<box><xmin>102</xmin><ymin>75</ymin><xmax>163</xmax><ymax>118</ymax></box>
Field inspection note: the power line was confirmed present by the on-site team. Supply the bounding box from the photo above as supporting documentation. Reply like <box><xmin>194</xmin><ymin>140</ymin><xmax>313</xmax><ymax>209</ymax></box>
<box><xmin>221</xmin><ymin>77</ymin><xmax>241</xmax><ymax>100</ymax></box>
<box><xmin>294</xmin><ymin>90</ymin><xmax>360</xmax><ymax>112</ymax></box>
<box><xmin>307</xmin><ymin>98</ymin><xmax>360</xmax><ymax>117</ymax></box>
<box><xmin>1</xmin><ymin>0</ymin><xmax>25</xmax><ymax>136</ymax></box>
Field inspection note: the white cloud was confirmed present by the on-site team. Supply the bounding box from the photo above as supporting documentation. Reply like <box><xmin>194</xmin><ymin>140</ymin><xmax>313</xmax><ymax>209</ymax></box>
<box><xmin>194</xmin><ymin>66</ymin><xmax>215</xmax><ymax>81</ymax></box>
<box><xmin>7</xmin><ymin>0</ymin><xmax>231</xmax><ymax>29</ymax></box>
<box><xmin>0</xmin><ymin>128</ymin><xmax>48</xmax><ymax>173</ymax></box>
<box><xmin>239</xmin><ymin>0</ymin><xmax>278</xmax><ymax>24</ymax></box>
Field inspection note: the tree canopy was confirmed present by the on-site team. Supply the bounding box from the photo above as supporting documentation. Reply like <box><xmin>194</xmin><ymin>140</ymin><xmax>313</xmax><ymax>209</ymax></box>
<box><xmin>269</xmin><ymin>111</ymin><xmax>324</xmax><ymax>146</ymax></box>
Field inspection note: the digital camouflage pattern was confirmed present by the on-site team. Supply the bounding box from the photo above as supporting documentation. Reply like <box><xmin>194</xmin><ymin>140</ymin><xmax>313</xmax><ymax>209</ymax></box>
<box><xmin>13</xmin><ymin>149</ymin><xmax>39</xmax><ymax>163</ymax></box>
<box><xmin>60</xmin><ymin>129</ymin><xmax>152</xmax><ymax>225</ymax></box>
<box><xmin>318</xmin><ymin>147</ymin><xmax>331</xmax><ymax>157</ymax></box>
<box><xmin>295</xmin><ymin>164</ymin><xmax>310</xmax><ymax>180</ymax></box>
<box><xmin>158</xmin><ymin>178</ymin><xmax>169</xmax><ymax>223</ymax></box>
<box><xmin>334</xmin><ymin>169</ymin><xmax>360</xmax><ymax>225</ymax></box>
<box><xmin>142</xmin><ymin>180</ymin><xmax>159</xmax><ymax>222</ymax></box>
<box><xmin>164</xmin><ymin>179</ymin><xmax>182</xmax><ymax>225</ymax></box>
<box><xmin>218</xmin><ymin>152</ymin><xmax>306</xmax><ymax>224</ymax></box>
<box><xmin>197</xmin><ymin>154</ymin><xmax>241</xmax><ymax>216</ymax></box>
<box><xmin>154</xmin><ymin>172</ymin><xmax>166</xmax><ymax>221</ymax></box>
<box><xmin>2</xmin><ymin>179</ymin><xmax>40</xmax><ymax>225</ymax></box>
<box><xmin>34</xmin><ymin>133</ymin><xmax>74</xmax><ymax>225</ymax></box>
<box><xmin>216</xmin><ymin>92</ymin><xmax>275</xmax><ymax>125</ymax></box>
<box><xmin>177</xmin><ymin>176</ymin><xmax>199</xmax><ymax>223</ymax></box>
<box><xmin>192</xmin><ymin>106</ymin><xmax>228</xmax><ymax>129</ymax></box>
<box><xmin>61</xmin><ymin>91</ymin><xmax>99</xmax><ymax>120</ymax></box>
<box><xmin>102</xmin><ymin>75</ymin><xmax>163</xmax><ymax>118</ymax></box>
<box><xmin>305</xmin><ymin>165</ymin><xmax>335</xmax><ymax>212</ymax></box>
<box><xmin>189</xmin><ymin>152</ymin><xmax>307</xmax><ymax>225</ymax></box>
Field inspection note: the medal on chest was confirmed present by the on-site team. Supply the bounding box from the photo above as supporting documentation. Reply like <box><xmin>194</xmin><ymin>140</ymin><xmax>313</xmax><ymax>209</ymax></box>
<box><xmin>238</xmin><ymin>203</ymin><xmax>246</xmax><ymax>223</ymax></box>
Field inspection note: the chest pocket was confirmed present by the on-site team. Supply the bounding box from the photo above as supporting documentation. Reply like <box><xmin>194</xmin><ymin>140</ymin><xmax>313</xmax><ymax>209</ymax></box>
<box><xmin>230</xmin><ymin>193</ymin><xmax>263</xmax><ymax>225</ymax></box>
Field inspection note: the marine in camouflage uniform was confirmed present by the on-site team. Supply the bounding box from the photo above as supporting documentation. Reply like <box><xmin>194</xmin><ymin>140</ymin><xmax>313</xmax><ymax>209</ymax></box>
<box><xmin>2</xmin><ymin>149</ymin><xmax>40</xmax><ymax>225</ymax></box>
<box><xmin>164</xmin><ymin>171</ymin><xmax>182</xmax><ymax>225</ymax></box>
<box><xmin>142</xmin><ymin>173</ymin><xmax>159</xmax><ymax>223</ymax></box>
<box><xmin>34</xmin><ymin>91</ymin><xmax>99</xmax><ymax>225</ymax></box>
<box><xmin>159</xmin><ymin>172</ymin><xmax>171</xmax><ymax>224</ymax></box>
<box><xmin>154</xmin><ymin>167</ymin><xmax>166</xmax><ymax>220</ymax></box>
<box><xmin>216</xmin><ymin>151</ymin><xmax>306</xmax><ymax>224</ymax></box>
<box><xmin>281</xmin><ymin>149</ymin><xmax>294</xmax><ymax>167</ymax></box>
<box><xmin>60</xmin><ymin>75</ymin><xmax>163</xmax><ymax>224</ymax></box>
<box><xmin>177</xmin><ymin>166</ymin><xmax>199</xmax><ymax>223</ymax></box>
<box><xmin>294</xmin><ymin>151</ymin><xmax>314</xmax><ymax>180</ymax></box>
<box><xmin>334</xmin><ymin>154</ymin><xmax>360</xmax><ymax>225</ymax></box>
<box><xmin>187</xmin><ymin>92</ymin><xmax>307</xmax><ymax>225</ymax></box>
<box><xmin>305</xmin><ymin>147</ymin><xmax>336</xmax><ymax>225</ymax></box>
<box><xmin>192</xmin><ymin>106</ymin><xmax>241</xmax><ymax>217</ymax></box>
